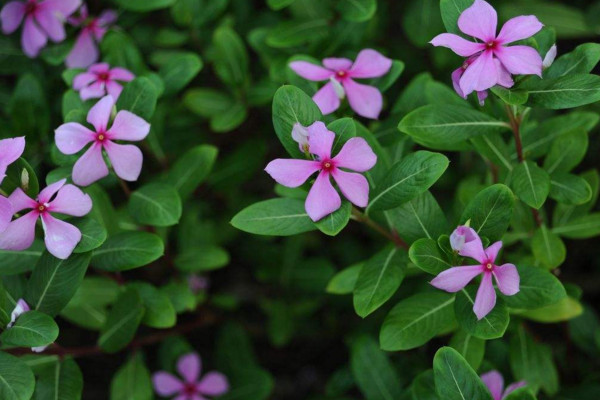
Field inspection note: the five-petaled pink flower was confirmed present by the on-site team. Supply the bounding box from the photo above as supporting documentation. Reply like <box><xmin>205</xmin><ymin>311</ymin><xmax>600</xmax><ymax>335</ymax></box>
<box><xmin>481</xmin><ymin>370</ymin><xmax>526</xmax><ymax>400</ymax></box>
<box><xmin>431</xmin><ymin>0</ymin><xmax>543</xmax><ymax>97</ymax></box>
<box><xmin>73</xmin><ymin>63</ymin><xmax>134</xmax><ymax>101</ymax></box>
<box><xmin>54</xmin><ymin>95</ymin><xmax>151</xmax><ymax>186</ymax></box>
<box><xmin>66</xmin><ymin>4</ymin><xmax>117</xmax><ymax>68</ymax></box>
<box><xmin>265</xmin><ymin>122</ymin><xmax>377</xmax><ymax>222</ymax></box>
<box><xmin>0</xmin><ymin>178</ymin><xmax>92</xmax><ymax>259</ymax></box>
<box><xmin>0</xmin><ymin>137</ymin><xmax>26</xmax><ymax>233</ymax></box>
<box><xmin>289</xmin><ymin>49</ymin><xmax>392</xmax><ymax>119</ymax></box>
<box><xmin>152</xmin><ymin>352</ymin><xmax>229</xmax><ymax>400</ymax></box>
<box><xmin>0</xmin><ymin>0</ymin><xmax>81</xmax><ymax>57</ymax></box>
<box><xmin>431</xmin><ymin>225</ymin><xmax>520</xmax><ymax>320</ymax></box>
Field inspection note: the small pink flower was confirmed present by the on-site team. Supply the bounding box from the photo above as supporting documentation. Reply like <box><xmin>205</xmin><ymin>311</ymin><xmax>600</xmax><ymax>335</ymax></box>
<box><xmin>265</xmin><ymin>122</ymin><xmax>377</xmax><ymax>222</ymax></box>
<box><xmin>65</xmin><ymin>5</ymin><xmax>117</xmax><ymax>68</ymax></box>
<box><xmin>289</xmin><ymin>49</ymin><xmax>392</xmax><ymax>119</ymax></box>
<box><xmin>152</xmin><ymin>352</ymin><xmax>229</xmax><ymax>400</ymax></box>
<box><xmin>73</xmin><ymin>63</ymin><xmax>134</xmax><ymax>101</ymax></box>
<box><xmin>54</xmin><ymin>95</ymin><xmax>151</xmax><ymax>186</ymax></box>
<box><xmin>481</xmin><ymin>370</ymin><xmax>527</xmax><ymax>400</ymax></box>
<box><xmin>8</xmin><ymin>298</ymin><xmax>30</xmax><ymax>328</ymax></box>
<box><xmin>0</xmin><ymin>179</ymin><xmax>92</xmax><ymax>259</ymax></box>
<box><xmin>0</xmin><ymin>0</ymin><xmax>81</xmax><ymax>57</ymax></box>
<box><xmin>449</xmin><ymin>224</ymin><xmax>478</xmax><ymax>252</ymax></box>
<box><xmin>431</xmin><ymin>226</ymin><xmax>520</xmax><ymax>320</ymax></box>
<box><xmin>431</xmin><ymin>0</ymin><xmax>543</xmax><ymax>97</ymax></box>
<box><xmin>0</xmin><ymin>136</ymin><xmax>25</xmax><ymax>233</ymax></box>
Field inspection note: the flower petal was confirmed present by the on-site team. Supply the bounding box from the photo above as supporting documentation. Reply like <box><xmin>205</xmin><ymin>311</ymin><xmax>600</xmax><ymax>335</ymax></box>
<box><xmin>105</xmin><ymin>81</ymin><xmax>124</xmax><ymax>102</ymax></box>
<box><xmin>49</xmin><ymin>184</ymin><xmax>92</xmax><ymax>216</ymax></box>
<box><xmin>0</xmin><ymin>211</ymin><xmax>38</xmax><ymax>251</ymax></box>
<box><xmin>98</xmin><ymin>10</ymin><xmax>118</xmax><ymax>27</ymax></box>
<box><xmin>457</xmin><ymin>0</ymin><xmax>497</xmax><ymax>42</ymax></box>
<box><xmin>39</xmin><ymin>0</ymin><xmax>81</xmax><ymax>17</ymax></box>
<box><xmin>55</xmin><ymin>122</ymin><xmax>96</xmax><ymax>154</ymax></box>
<box><xmin>198</xmin><ymin>372</ymin><xmax>229</xmax><ymax>396</ymax></box>
<box><xmin>89</xmin><ymin>63</ymin><xmax>110</xmax><ymax>73</ymax></box>
<box><xmin>333</xmin><ymin>137</ymin><xmax>377</xmax><ymax>172</ymax></box>
<box><xmin>348</xmin><ymin>49</ymin><xmax>392</xmax><ymax>78</ymax></box>
<box><xmin>72</xmin><ymin>72</ymin><xmax>97</xmax><ymax>90</ymax></box>
<box><xmin>543</xmin><ymin>44</ymin><xmax>557</xmax><ymax>69</ymax></box>
<box><xmin>0</xmin><ymin>196</ymin><xmax>12</xmax><ymax>233</ymax></box>
<box><xmin>343</xmin><ymin>79</ymin><xmax>383</xmax><ymax>119</ymax></box>
<box><xmin>495</xmin><ymin>45</ymin><xmax>542</xmax><ymax>77</ymax></box>
<box><xmin>0</xmin><ymin>2</ymin><xmax>25</xmax><ymax>34</ymax></box>
<box><xmin>459</xmin><ymin>50</ymin><xmax>498</xmax><ymax>96</ymax></box>
<box><xmin>452</xmin><ymin>67</ymin><xmax>466</xmax><ymax>98</ymax></box>
<box><xmin>322</xmin><ymin>57</ymin><xmax>353</xmax><ymax>71</ymax></box>
<box><xmin>313</xmin><ymin>82</ymin><xmax>341</xmax><ymax>116</ymax></box>
<box><xmin>458</xmin><ymin>229</ymin><xmax>487</xmax><ymax>263</ymax></box>
<box><xmin>177</xmin><ymin>353</ymin><xmax>201</xmax><ymax>383</ymax></box>
<box><xmin>264</xmin><ymin>159</ymin><xmax>320</xmax><ymax>188</ymax></box>
<box><xmin>331</xmin><ymin>169</ymin><xmax>369</xmax><ymax>207</ymax></box>
<box><xmin>80</xmin><ymin>81</ymin><xmax>106</xmax><ymax>101</ymax></box>
<box><xmin>485</xmin><ymin>241</ymin><xmax>503</xmax><ymax>262</ymax></box>
<box><xmin>41</xmin><ymin>213</ymin><xmax>81</xmax><ymax>260</ymax></box>
<box><xmin>305</xmin><ymin>172</ymin><xmax>341</xmax><ymax>222</ymax></box>
<box><xmin>34</xmin><ymin>9</ymin><xmax>66</xmax><ymax>42</ymax></box>
<box><xmin>107</xmin><ymin>111</ymin><xmax>150</xmax><ymax>141</ymax></box>
<box><xmin>474</xmin><ymin>271</ymin><xmax>496</xmax><ymax>320</ymax></box>
<box><xmin>110</xmin><ymin>67</ymin><xmax>135</xmax><ymax>82</ymax></box>
<box><xmin>430</xmin><ymin>33</ymin><xmax>484</xmax><ymax>57</ymax></box>
<box><xmin>66</xmin><ymin>30</ymin><xmax>98</xmax><ymax>69</ymax></box>
<box><xmin>103</xmin><ymin>141</ymin><xmax>143</xmax><ymax>182</ymax></box>
<box><xmin>288</xmin><ymin>61</ymin><xmax>333</xmax><ymax>81</ymax></box>
<box><xmin>496</xmin><ymin>60</ymin><xmax>514</xmax><ymax>88</ymax></box>
<box><xmin>72</xmin><ymin>143</ymin><xmax>109</xmax><ymax>186</ymax></box>
<box><xmin>8</xmin><ymin>299</ymin><xmax>30</xmax><ymax>328</ymax></box>
<box><xmin>8</xmin><ymin>188</ymin><xmax>36</xmax><ymax>213</ymax></box>
<box><xmin>497</xmin><ymin>16</ymin><xmax>543</xmax><ymax>45</ymax></box>
<box><xmin>0</xmin><ymin>136</ymin><xmax>26</xmax><ymax>167</ymax></box>
<box><xmin>493</xmin><ymin>263</ymin><xmax>520</xmax><ymax>296</ymax></box>
<box><xmin>22</xmin><ymin>16</ymin><xmax>48</xmax><ymax>58</ymax></box>
<box><xmin>307</xmin><ymin>122</ymin><xmax>335</xmax><ymax>160</ymax></box>
<box><xmin>481</xmin><ymin>370</ymin><xmax>504</xmax><ymax>400</ymax></box>
<box><xmin>503</xmin><ymin>381</ymin><xmax>527</xmax><ymax>399</ymax></box>
<box><xmin>87</xmin><ymin>95</ymin><xmax>114</xmax><ymax>133</ymax></box>
<box><xmin>430</xmin><ymin>265</ymin><xmax>483</xmax><ymax>292</ymax></box>
<box><xmin>152</xmin><ymin>372</ymin><xmax>184</xmax><ymax>396</ymax></box>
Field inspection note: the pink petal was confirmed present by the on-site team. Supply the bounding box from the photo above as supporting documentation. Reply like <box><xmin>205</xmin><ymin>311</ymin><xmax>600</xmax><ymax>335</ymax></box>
<box><xmin>288</xmin><ymin>61</ymin><xmax>333</xmax><ymax>81</ymax></box>
<box><xmin>55</xmin><ymin>122</ymin><xmax>96</xmax><ymax>154</ymax></box>
<box><xmin>103</xmin><ymin>141</ymin><xmax>143</xmax><ymax>182</ymax></box>
<box><xmin>497</xmin><ymin>16</ymin><xmax>543</xmax><ymax>45</ymax></box>
<box><xmin>39</xmin><ymin>0</ymin><xmax>81</xmax><ymax>17</ymax></box>
<box><xmin>109</xmin><ymin>67</ymin><xmax>135</xmax><ymax>82</ymax></box>
<box><xmin>79</xmin><ymin>81</ymin><xmax>106</xmax><ymax>101</ymax></box>
<box><xmin>97</xmin><ymin>10</ymin><xmax>118</xmax><ymax>27</ymax></box>
<box><xmin>0</xmin><ymin>136</ymin><xmax>26</xmax><ymax>167</ymax></box>
<box><xmin>0</xmin><ymin>211</ymin><xmax>38</xmax><ymax>251</ymax></box>
<box><xmin>474</xmin><ymin>271</ymin><xmax>496</xmax><ymax>320</ymax></box>
<box><xmin>89</xmin><ymin>62</ymin><xmax>110</xmax><ymax>73</ymax></box>
<box><xmin>481</xmin><ymin>370</ymin><xmax>504</xmax><ymax>400</ymax></box>
<box><xmin>307</xmin><ymin>122</ymin><xmax>334</xmax><ymax>160</ymax></box>
<box><xmin>496</xmin><ymin>60</ymin><xmax>514</xmax><ymax>88</ymax></box>
<box><xmin>65</xmin><ymin>30</ymin><xmax>98</xmax><ymax>69</ymax></box>
<box><xmin>107</xmin><ymin>111</ymin><xmax>150</xmax><ymax>141</ymax></box>
<box><xmin>331</xmin><ymin>169</ymin><xmax>369</xmax><ymax>207</ymax></box>
<box><xmin>105</xmin><ymin>81</ymin><xmax>124</xmax><ymax>102</ymax></box>
<box><xmin>430</xmin><ymin>265</ymin><xmax>483</xmax><ymax>292</ymax></box>
<box><xmin>34</xmin><ymin>9</ymin><xmax>66</xmax><ymax>42</ymax></box>
<box><xmin>72</xmin><ymin>72</ymin><xmax>97</xmax><ymax>90</ymax></box>
<box><xmin>0</xmin><ymin>196</ymin><xmax>11</xmax><ymax>233</ymax></box>
<box><xmin>332</xmin><ymin>137</ymin><xmax>377</xmax><ymax>172</ymax></box>
<box><xmin>459</xmin><ymin>50</ymin><xmax>498</xmax><ymax>96</ymax></box>
<box><xmin>305</xmin><ymin>172</ymin><xmax>341</xmax><ymax>222</ymax></box>
<box><xmin>264</xmin><ymin>159</ymin><xmax>320</xmax><ymax>187</ymax></box>
<box><xmin>1</xmin><ymin>2</ymin><xmax>25</xmax><ymax>34</ymax></box>
<box><xmin>152</xmin><ymin>372</ymin><xmax>184</xmax><ymax>396</ymax></box>
<box><xmin>458</xmin><ymin>230</ymin><xmax>487</xmax><ymax>264</ymax></box>
<box><xmin>313</xmin><ymin>82</ymin><xmax>341</xmax><ymax>115</ymax></box>
<box><xmin>430</xmin><ymin>33</ymin><xmax>485</xmax><ymax>57</ymax></box>
<box><xmin>87</xmin><ymin>95</ymin><xmax>114</xmax><ymax>132</ymax></box>
<box><xmin>72</xmin><ymin>143</ymin><xmax>109</xmax><ymax>186</ymax></box>
<box><xmin>8</xmin><ymin>298</ymin><xmax>30</xmax><ymax>328</ymax></box>
<box><xmin>495</xmin><ymin>45</ymin><xmax>542</xmax><ymax>77</ymax></box>
<box><xmin>477</xmin><ymin>90</ymin><xmax>488</xmax><ymax>106</ymax></box>
<box><xmin>8</xmin><ymin>188</ymin><xmax>36</xmax><ymax>213</ymax></box>
<box><xmin>48</xmin><ymin>184</ymin><xmax>92</xmax><ymax>216</ymax></box>
<box><xmin>348</xmin><ymin>49</ymin><xmax>392</xmax><ymax>78</ymax></box>
<box><xmin>322</xmin><ymin>57</ymin><xmax>353</xmax><ymax>71</ymax></box>
<box><xmin>503</xmin><ymin>381</ymin><xmax>527</xmax><ymax>399</ymax></box>
<box><xmin>198</xmin><ymin>372</ymin><xmax>229</xmax><ymax>396</ymax></box>
<box><xmin>343</xmin><ymin>79</ymin><xmax>383</xmax><ymax>119</ymax></box>
<box><xmin>22</xmin><ymin>16</ymin><xmax>48</xmax><ymax>58</ymax></box>
<box><xmin>177</xmin><ymin>353</ymin><xmax>201</xmax><ymax>383</ymax></box>
<box><xmin>38</xmin><ymin>179</ymin><xmax>67</xmax><ymax>204</ymax></box>
<box><xmin>173</xmin><ymin>396</ymin><xmax>203</xmax><ymax>400</ymax></box>
<box><xmin>40</xmin><ymin>213</ymin><xmax>81</xmax><ymax>259</ymax></box>
<box><xmin>457</xmin><ymin>0</ymin><xmax>497</xmax><ymax>42</ymax></box>
<box><xmin>493</xmin><ymin>263</ymin><xmax>520</xmax><ymax>296</ymax></box>
<box><xmin>451</xmin><ymin>67</ymin><xmax>466</xmax><ymax>98</ymax></box>
<box><xmin>485</xmin><ymin>241</ymin><xmax>503</xmax><ymax>262</ymax></box>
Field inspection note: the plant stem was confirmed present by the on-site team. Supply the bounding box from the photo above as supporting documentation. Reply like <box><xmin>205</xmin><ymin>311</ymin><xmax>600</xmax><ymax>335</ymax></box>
<box><xmin>351</xmin><ymin>208</ymin><xmax>408</xmax><ymax>249</ymax></box>
<box><xmin>118</xmin><ymin>178</ymin><xmax>132</xmax><ymax>198</ymax></box>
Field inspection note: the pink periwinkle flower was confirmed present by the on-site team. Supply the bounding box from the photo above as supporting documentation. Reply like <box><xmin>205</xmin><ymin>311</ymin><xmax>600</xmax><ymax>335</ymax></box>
<box><xmin>289</xmin><ymin>49</ymin><xmax>392</xmax><ymax>119</ymax></box>
<box><xmin>73</xmin><ymin>63</ymin><xmax>134</xmax><ymax>101</ymax></box>
<box><xmin>65</xmin><ymin>4</ymin><xmax>117</xmax><ymax>68</ymax></box>
<box><xmin>0</xmin><ymin>136</ymin><xmax>26</xmax><ymax>233</ymax></box>
<box><xmin>265</xmin><ymin>122</ymin><xmax>377</xmax><ymax>222</ymax></box>
<box><xmin>431</xmin><ymin>226</ymin><xmax>520</xmax><ymax>320</ymax></box>
<box><xmin>0</xmin><ymin>0</ymin><xmax>81</xmax><ymax>57</ymax></box>
<box><xmin>55</xmin><ymin>95</ymin><xmax>151</xmax><ymax>186</ymax></box>
<box><xmin>152</xmin><ymin>352</ymin><xmax>229</xmax><ymax>400</ymax></box>
<box><xmin>431</xmin><ymin>0</ymin><xmax>543</xmax><ymax>97</ymax></box>
<box><xmin>0</xmin><ymin>179</ymin><xmax>92</xmax><ymax>259</ymax></box>
<box><xmin>449</xmin><ymin>224</ymin><xmax>478</xmax><ymax>252</ymax></box>
<box><xmin>481</xmin><ymin>370</ymin><xmax>527</xmax><ymax>400</ymax></box>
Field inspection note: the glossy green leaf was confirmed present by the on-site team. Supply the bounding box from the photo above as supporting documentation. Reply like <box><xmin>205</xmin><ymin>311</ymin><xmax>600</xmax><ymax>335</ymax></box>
<box><xmin>531</xmin><ymin>226</ymin><xmax>566</xmax><ymax>269</ymax></box>
<box><xmin>213</xmin><ymin>27</ymin><xmax>248</xmax><ymax>86</ymax></box>
<box><xmin>455</xmin><ymin>287</ymin><xmax>509</xmax><ymax>339</ymax></box>
<box><xmin>98</xmin><ymin>289</ymin><xmax>145</xmax><ymax>353</ymax></box>
<box><xmin>545</xmin><ymin>43</ymin><xmax>600</xmax><ymax>78</ymax></box>
<box><xmin>0</xmin><ymin>311</ymin><xmax>58</xmax><ymax>348</ymax></box>
<box><xmin>326</xmin><ymin>263</ymin><xmax>362</xmax><ymax>295</ymax></box>
<box><xmin>116</xmin><ymin>77</ymin><xmax>158</xmax><ymax>120</ymax></box>
<box><xmin>337</xmin><ymin>0</ymin><xmax>377</xmax><ymax>22</ymax></box>
<box><xmin>0</xmin><ymin>352</ymin><xmax>34</xmax><ymax>400</ymax></box>
<box><xmin>315</xmin><ymin>202</ymin><xmax>351</xmax><ymax>236</ymax></box>
<box><xmin>72</xmin><ymin>218</ymin><xmax>107</xmax><ymax>254</ymax></box>
<box><xmin>231</xmin><ymin>198</ymin><xmax>317</xmax><ymax>236</ymax></box>
<box><xmin>459</xmin><ymin>184</ymin><xmax>515</xmax><ymax>241</ymax></box>
<box><xmin>110</xmin><ymin>353</ymin><xmax>153</xmax><ymax>400</ymax></box>
<box><xmin>449</xmin><ymin>330</ymin><xmax>485</xmax><ymax>370</ymax></box>
<box><xmin>34</xmin><ymin>358</ymin><xmax>83</xmax><ymax>400</ymax></box>
<box><xmin>92</xmin><ymin>232</ymin><xmax>164</xmax><ymax>271</ymax></box>
<box><xmin>440</xmin><ymin>0</ymin><xmax>474</xmax><ymax>34</ymax></box>
<box><xmin>433</xmin><ymin>347</ymin><xmax>493</xmax><ymax>400</ymax></box>
<box><xmin>502</xmin><ymin>265</ymin><xmax>566</xmax><ymax>309</ymax></box>
<box><xmin>522</xmin><ymin>74</ymin><xmax>600</xmax><ymax>109</ymax></box>
<box><xmin>167</xmin><ymin>145</ymin><xmax>218</xmax><ymax>200</ymax></box>
<box><xmin>129</xmin><ymin>282</ymin><xmax>176</xmax><ymax>328</ymax></box>
<box><xmin>129</xmin><ymin>183</ymin><xmax>182</xmax><ymax>227</ymax></box>
<box><xmin>159</xmin><ymin>52</ymin><xmax>202</xmax><ymax>96</ymax></box>
<box><xmin>409</xmin><ymin>238</ymin><xmax>452</xmax><ymax>275</ymax></box>
<box><xmin>511</xmin><ymin>161</ymin><xmax>550</xmax><ymax>209</ymax></box>
<box><xmin>549</xmin><ymin>173</ymin><xmax>592</xmax><ymax>205</ymax></box>
<box><xmin>114</xmin><ymin>0</ymin><xmax>176</xmax><ymax>11</ymax></box>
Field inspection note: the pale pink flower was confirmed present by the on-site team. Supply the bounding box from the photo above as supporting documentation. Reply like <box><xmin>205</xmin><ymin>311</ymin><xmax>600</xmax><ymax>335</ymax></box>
<box><xmin>289</xmin><ymin>49</ymin><xmax>392</xmax><ymax>119</ymax></box>
<box><xmin>431</xmin><ymin>0</ymin><xmax>543</xmax><ymax>97</ymax></box>
<box><xmin>0</xmin><ymin>137</ymin><xmax>25</xmax><ymax>233</ymax></box>
<box><xmin>431</xmin><ymin>226</ymin><xmax>520</xmax><ymax>320</ymax></box>
<box><xmin>265</xmin><ymin>122</ymin><xmax>377</xmax><ymax>222</ymax></box>
<box><xmin>449</xmin><ymin>224</ymin><xmax>478</xmax><ymax>252</ymax></box>
<box><xmin>73</xmin><ymin>63</ymin><xmax>134</xmax><ymax>101</ymax></box>
<box><xmin>152</xmin><ymin>352</ymin><xmax>229</xmax><ymax>400</ymax></box>
<box><xmin>54</xmin><ymin>95</ymin><xmax>151</xmax><ymax>186</ymax></box>
<box><xmin>8</xmin><ymin>298</ymin><xmax>30</xmax><ymax>328</ymax></box>
<box><xmin>481</xmin><ymin>370</ymin><xmax>527</xmax><ymax>400</ymax></box>
<box><xmin>543</xmin><ymin>44</ymin><xmax>557</xmax><ymax>69</ymax></box>
<box><xmin>0</xmin><ymin>179</ymin><xmax>92</xmax><ymax>259</ymax></box>
<box><xmin>65</xmin><ymin>5</ymin><xmax>117</xmax><ymax>68</ymax></box>
<box><xmin>0</xmin><ymin>0</ymin><xmax>81</xmax><ymax>57</ymax></box>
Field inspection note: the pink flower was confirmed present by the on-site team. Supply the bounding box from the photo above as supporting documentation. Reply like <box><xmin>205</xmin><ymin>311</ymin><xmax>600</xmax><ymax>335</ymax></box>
<box><xmin>73</xmin><ymin>63</ymin><xmax>135</xmax><ymax>101</ymax></box>
<box><xmin>0</xmin><ymin>179</ymin><xmax>92</xmax><ymax>259</ymax></box>
<box><xmin>65</xmin><ymin>5</ymin><xmax>117</xmax><ymax>68</ymax></box>
<box><xmin>0</xmin><ymin>136</ymin><xmax>25</xmax><ymax>233</ymax></box>
<box><xmin>431</xmin><ymin>0</ymin><xmax>543</xmax><ymax>97</ymax></box>
<box><xmin>54</xmin><ymin>95</ymin><xmax>151</xmax><ymax>186</ymax></box>
<box><xmin>431</xmin><ymin>226</ymin><xmax>520</xmax><ymax>320</ymax></box>
<box><xmin>451</xmin><ymin>56</ymin><xmax>513</xmax><ymax>105</ymax></box>
<box><xmin>152</xmin><ymin>352</ymin><xmax>229</xmax><ymax>400</ymax></box>
<box><xmin>449</xmin><ymin>224</ymin><xmax>478</xmax><ymax>252</ymax></box>
<box><xmin>0</xmin><ymin>0</ymin><xmax>81</xmax><ymax>57</ymax></box>
<box><xmin>265</xmin><ymin>122</ymin><xmax>377</xmax><ymax>222</ymax></box>
<box><xmin>289</xmin><ymin>49</ymin><xmax>392</xmax><ymax>119</ymax></box>
<box><xmin>481</xmin><ymin>370</ymin><xmax>527</xmax><ymax>400</ymax></box>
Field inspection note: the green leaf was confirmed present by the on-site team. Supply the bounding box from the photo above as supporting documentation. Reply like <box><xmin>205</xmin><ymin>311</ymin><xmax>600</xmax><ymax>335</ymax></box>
<box><xmin>129</xmin><ymin>183</ymin><xmax>182</xmax><ymax>227</ymax></box>
<box><xmin>433</xmin><ymin>347</ymin><xmax>493</xmax><ymax>400</ymax></box>
<box><xmin>213</xmin><ymin>27</ymin><xmax>248</xmax><ymax>87</ymax></box>
<box><xmin>554</xmin><ymin>169</ymin><xmax>600</xmax><ymax>226</ymax></box>
<box><xmin>1</xmin><ymin>158</ymin><xmax>39</xmax><ymax>199</ymax></box>
<box><xmin>231</xmin><ymin>198</ymin><xmax>317</xmax><ymax>236</ymax></box>
<box><xmin>545</xmin><ymin>43</ymin><xmax>600</xmax><ymax>78</ymax></box>
<box><xmin>517</xmin><ymin>296</ymin><xmax>583</xmax><ymax>323</ymax></box>
<box><xmin>440</xmin><ymin>0</ymin><xmax>474</xmax><ymax>34</ymax></box>
<box><xmin>174</xmin><ymin>246</ymin><xmax>229</xmax><ymax>272</ymax></box>
<box><xmin>267</xmin><ymin>0</ymin><xmax>296</xmax><ymax>10</ymax></box>
<box><xmin>92</xmin><ymin>232</ymin><xmax>164</xmax><ymax>271</ymax></box>
<box><xmin>409</xmin><ymin>238</ymin><xmax>452</xmax><ymax>275</ymax></box>
<box><xmin>0</xmin><ymin>241</ymin><xmax>43</xmax><ymax>275</ymax></box>
<box><xmin>353</xmin><ymin>247</ymin><xmax>407</xmax><ymax>317</ymax></box>
<box><xmin>412</xmin><ymin>370</ymin><xmax>439</xmax><ymax>400</ymax></box>
<box><xmin>368</xmin><ymin>151</ymin><xmax>449</xmax><ymax>212</ymax></box>
<box><xmin>266</xmin><ymin>20</ymin><xmax>329</xmax><ymax>48</ymax></box>
<box><xmin>71</xmin><ymin>218</ymin><xmax>107</xmax><ymax>253</ymax></box>
<box><xmin>315</xmin><ymin>202</ymin><xmax>351</xmax><ymax>236</ymax></box>
<box><xmin>116</xmin><ymin>77</ymin><xmax>158</xmax><ymax>120</ymax></box>
<box><xmin>129</xmin><ymin>282</ymin><xmax>176</xmax><ymax>328</ymax></box>
<box><xmin>0</xmin><ymin>352</ymin><xmax>35</xmax><ymax>400</ymax></box>
<box><xmin>113</xmin><ymin>0</ymin><xmax>176</xmax><ymax>11</ymax></box>
<box><xmin>552</xmin><ymin>212</ymin><xmax>600</xmax><ymax>238</ymax></box>
<box><xmin>210</xmin><ymin>101</ymin><xmax>247</xmax><ymax>133</ymax></box>
<box><xmin>380</xmin><ymin>292</ymin><xmax>455</xmax><ymax>351</ymax></box>
<box><xmin>328</xmin><ymin>118</ymin><xmax>357</xmax><ymax>153</ymax></box>
<box><xmin>549</xmin><ymin>173</ymin><xmax>592</xmax><ymax>205</ymax></box>
<box><xmin>511</xmin><ymin>161</ymin><xmax>550</xmax><ymax>209</ymax></box>
<box><xmin>326</xmin><ymin>263</ymin><xmax>362</xmax><ymax>295</ymax></box>
<box><xmin>98</xmin><ymin>289</ymin><xmax>145</xmax><ymax>353</ymax></box>
<box><xmin>459</xmin><ymin>184</ymin><xmax>515</xmax><ymax>241</ymax></box>
<box><xmin>490</xmin><ymin>87</ymin><xmax>529</xmax><ymax>106</ymax></box>
<box><xmin>403</xmin><ymin>0</ymin><xmax>444</xmax><ymax>47</ymax></box>
<box><xmin>455</xmin><ymin>287</ymin><xmax>509</xmax><ymax>339</ymax></box>
<box><xmin>543</xmin><ymin>129</ymin><xmax>588</xmax><ymax>174</ymax></box>
<box><xmin>34</xmin><ymin>358</ymin><xmax>83</xmax><ymax>400</ymax></box>
<box><xmin>167</xmin><ymin>145</ymin><xmax>218</xmax><ymax>200</ymax></box>
<box><xmin>521</xmin><ymin>74</ymin><xmax>600</xmax><ymax>109</ymax></box>
<box><xmin>531</xmin><ymin>226</ymin><xmax>566</xmax><ymax>270</ymax></box>
<box><xmin>160</xmin><ymin>282</ymin><xmax>196</xmax><ymax>313</ymax></box>
<box><xmin>183</xmin><ymin>88</ymin><xmax>235</xmax><ymax>117</ymax></box>
<box><xmin>370</xmin><ymin>60</ymin><xmax>405</xmax><ymax>92</ymax></box>
<box><xmin>159</xmin><ymin>52</ymin><xmax>202</xmax><ymax>96</ymax></box>
<box><xmin>502</xmin><ymin>265</ymin><xmax>566</xmax><ymax>309</ymax></box>
<box><xmin>110</xmin><ymin>353</ymin><xmax>153</xmax><ymax>400</ymax></box>
<box><xmin>503</xmin><ymin>387</ymin><xmax>536</xmax><ymax>400</ymax></box>
<box><xmin>449</xmin><ymin>330</ymin><xmax>485</xmax><ymax>370</ymax></box>
<box><xmin>0</xmin><ymin>311</ymin><xmax>58</xmax><ymax>349</ymax></box>
<box><xmin>336</xmin><ymin>0</ymin><xmax>377</xmax><ymax>22</ymax></box>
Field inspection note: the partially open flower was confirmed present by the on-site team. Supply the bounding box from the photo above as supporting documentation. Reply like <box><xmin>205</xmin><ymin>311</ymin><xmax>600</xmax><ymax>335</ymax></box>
<box><xmin>481</xmin><ymin>370</ymin><xmax>527</xmax><ymax>400</ymax></box>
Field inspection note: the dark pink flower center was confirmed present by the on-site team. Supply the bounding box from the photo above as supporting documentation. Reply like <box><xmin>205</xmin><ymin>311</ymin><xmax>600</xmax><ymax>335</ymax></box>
<box><xmin>36</xmin><ymin>203</ymin><xmax>48</xmax><ymax>214</ymax></box>
<box><xmin>485</xmin><ymin>262</ymin><xmax>494</xmax><ymax>271</ymax></box>
<box><xmin>25</xmin><ymin>0</ymin><xmax>38</xmax><ymax>15</ymax></box>
<box><xmin>485</xmin><ymin>40</ymin><xmax>498</xmax><ymax>50</ymax></box>
<box><xmin>183</xmin><ymin>383</ymin><xmax>197</xmax><ymax>396</ymax></box>
<box><xmin>96</xmin><ymin>132</ymin><xmax>107</xmax><ymax>142</ymax></box>
<box><xmin>321</xmin><ymin>159</ymin><xmax>335</xmax><ymax>172</ymax></box>
<box><xmin>335</xmin><ymin>70</ymin><xmax>348</xmax><ymax>80</ymax></box>
<box><xmin>97</xmin><ymin>72</ymin><xmax>110</xmax><ymax>82</ymax></box>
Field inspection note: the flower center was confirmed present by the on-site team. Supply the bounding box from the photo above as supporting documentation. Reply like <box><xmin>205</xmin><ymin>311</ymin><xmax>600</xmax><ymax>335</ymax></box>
<box><xmin>485</xmin><ymin>262</ymin><xmax>494</xmax><ymax>271</ymax></box>
<box><xmin>97</xmin><ymin>72</ymin><xmax>110</xmax><ymax>81</ymax></box>
<box><xmin>485</xmin><ymin>40</ymin><xmax>498</xmax><ymax>50</ymax></box>
<box><xmin>183</xmin><ymin>383</ymin><xmax>197</xmax><ymax>396</ymax></box>
<box><xmin>336</xmin><ymin>70</ymin><xmax>347</xmax><ymax>79</ymax></box>
<box><xmin>37</xmin><ymin>203</ymin><xmax>48</xmax><ymax>213</ymax></box>
<box><xmin>321</xmin><ymin>159</ymin><xmax>335</xmax><ymax>172</ymax></box>
<box><xmin>25</xmin><ymin>0</ymin><xmax>38</xmax><ymax>15</ymax></box>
